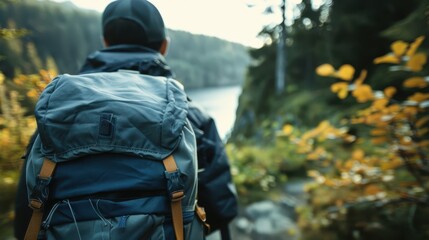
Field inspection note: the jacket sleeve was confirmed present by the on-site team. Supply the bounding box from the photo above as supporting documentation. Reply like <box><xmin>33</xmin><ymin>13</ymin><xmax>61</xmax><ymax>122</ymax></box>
<box><xmin>14</xmin><ymin>131</ymin><xmax>38</xmax><ymax>240</ymax></box>
<box><xmin>187</xmin><ymin>101</ymin><xmax>238</xmax><ymax>232</ymax></box>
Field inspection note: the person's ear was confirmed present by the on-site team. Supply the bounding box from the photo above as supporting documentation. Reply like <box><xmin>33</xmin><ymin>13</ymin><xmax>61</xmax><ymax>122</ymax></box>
<box><xmin>159</xmin><ymin>37</ymin><xmax>170</xmax><ymax>56</ymax></box>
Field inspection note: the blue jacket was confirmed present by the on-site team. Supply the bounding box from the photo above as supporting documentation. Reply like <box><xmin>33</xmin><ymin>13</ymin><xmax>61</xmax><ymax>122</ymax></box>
<box><xmin>15</xmin><ymin>44</ymin><xmax>238</xmax><ymax>239</ymax></box>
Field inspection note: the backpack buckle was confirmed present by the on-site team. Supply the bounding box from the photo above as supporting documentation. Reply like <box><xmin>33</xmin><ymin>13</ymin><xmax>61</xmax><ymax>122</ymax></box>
<box><xmin>29</xmin><ymin>175</ymin><xmax>51</xmax><ymax>210</ymax></box>
<box><xmin>164</xmin><ymin>169</ymin><xmax>185</xmax><ymax>201</ymax></box>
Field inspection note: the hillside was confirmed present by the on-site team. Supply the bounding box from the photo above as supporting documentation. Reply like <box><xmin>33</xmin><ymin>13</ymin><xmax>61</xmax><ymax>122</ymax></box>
<box><xmin>0</xmin><ymin>0</ymin><xmax>250</xmax><ymax>88</ymax></box>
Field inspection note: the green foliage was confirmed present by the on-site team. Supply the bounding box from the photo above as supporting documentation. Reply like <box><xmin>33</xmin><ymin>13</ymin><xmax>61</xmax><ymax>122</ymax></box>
<box><xmin>231</xmin><ymin>0</ymin><xmax>425</xmax><ymax>142</ymax></box>
<box><xmin>226</xmin><ymin>138</ymin><xmax>307</xmax><ymax>204</ymax></box>
<box><xmin>0</xmin><ymin>0</ymin><xmax>103</xmax><ymax>77</ymax></box>
<box><xmin>288</xmin><ymin>36</ymin><xmax>429</xmax><ymax>240</ymax></box>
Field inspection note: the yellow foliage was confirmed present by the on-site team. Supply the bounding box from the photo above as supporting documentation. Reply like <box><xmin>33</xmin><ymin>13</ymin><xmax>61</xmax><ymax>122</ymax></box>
<box><xmin>403</xmin><ymin>77</ymin><xmax>428</xmax><ymax>88</ymax></box>
<box><xmin>384</xmin><ymin>86</ymin><xmax>397</xmax><ymax>98</ymax></box>
<box><xmin>371</xmin><ymin>136</ymin><xmax>389</xmax><ymax>145</ymax></box>
<box><xmin>406</xmin><ymin>36</ymin><xmax>425</xmax><ymax>57</ymax></box>
<box><xmin>373</xmin><ymin>36</ymin><xmax>426</xmax><ymax>68</ymax></box>
<box><xmin>374</xmin><ymin>54</ymin><xmax>400</xmax><ymax>64</ymax></box>
<box><xmin>371</xmin><ymin>128</ymin><xmax>387</xmax><ymax>136</ymax></box>
<box><xmin>408</xmin><ymin>92</ymin><xmax>429</xmax><ymax>102</ymax></box>
<box><xmin>387</xmin><ymin>104</ymin><xmax>401</xmax><ymax>113</ymax></box>
<box><xmin>371</xmin><ymin>98</ymin><xmax>389</xmax><ymax>111</ymax></box>
<box><xmin>282</xmin><ymin>124</ymin><xmax>294</xmax><ymax>136</ymax></box>
<box><xmin>352</xmin><ymin>84</ymin><xmax>374</xmax><ymax>103</ymax></box>
<box><xmin>416</xmin><ymin>116</ymin><xmax>429</xmax><ymax>128</ymax></box>
<box><xmin>307</xmin><ymin>147</ymin><xmax>326</xmax><ymax>161</ymax></box>
<box><xmin>0</xmin><ymin>72</ymin><xmax>4</xmax><ymax>85</ymax></box>
<box><xmin>335</xmin><ymin>64</ymin><xmax>355</xmax><ymax>81</ymax></box>
<box><xmin>364</xmin><ymin>184</ymin><xmax>382</xmax><ymax>195</ymax></box>
<box><xmin>331</xmin><ymin>82</ymin><xmax>349</xmax><ymax>99</ymax></box>
<box><xmin>316</xmin><ymin>64</ymin><xmax>335</xmax><ymax>77</ymax></box>
<box><xmin>391</xmin><ymin>40</ymin><xmax>409</xmax><ymax>56</ymax></box>
<box><xmin>380</xmin><ymin>157</ymin><xmax>403</xmax><ymax>171</ymax></box>
<box><xmin>343</xmin><ymin>160</ymin><xmax>354</xmax><ymax>171</ymax></box>
<box><xmin>406</xmin><ymin>53</ymin><xmax>427</xmax><ymax>72</ymax></box>
<box><xmin>355</xmin><ymin>70</ymin><xmax>368</xmax><ymax>85</ymax></box>
<box><xmin>403</xmin><ymin>106</ymin><xmax>418</xmax><ymax>116</ymax></box>
<box><xmin>352</xmin><ymin>149</ymin><xmax>365</xmax><ymax>161</ymax></box>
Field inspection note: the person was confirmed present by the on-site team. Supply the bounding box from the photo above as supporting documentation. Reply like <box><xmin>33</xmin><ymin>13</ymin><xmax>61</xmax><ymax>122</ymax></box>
<box><xmin>14</xmin><ymin>0</ymin><xmax>238</xmax><ymax>239</ymax></box>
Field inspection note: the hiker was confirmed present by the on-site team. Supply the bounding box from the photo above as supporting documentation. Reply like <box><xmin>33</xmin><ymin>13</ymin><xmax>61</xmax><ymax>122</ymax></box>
<box><xmin>14</xmin><ymin>0</ymin><xmax>238</xmax><ymax>239</ymax></box>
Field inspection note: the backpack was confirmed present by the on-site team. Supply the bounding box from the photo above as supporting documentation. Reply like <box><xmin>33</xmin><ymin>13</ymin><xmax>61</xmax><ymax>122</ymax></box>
<box><xmin>23</xmin><ymin>71</ymin><xmax>208</xmax><ymax>240</ymax></box>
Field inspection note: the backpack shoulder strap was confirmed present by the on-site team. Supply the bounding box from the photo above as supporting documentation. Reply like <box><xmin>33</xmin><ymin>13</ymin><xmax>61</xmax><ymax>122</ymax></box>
<box><xmin>24</xmin><ymin>158</ymin><xmax>56</xmax><ymax>240</ymax></box>
<box><xmin>163</xmin><ymin>155</ymin><xmax>184</xmax><ymax>240</ymax></box>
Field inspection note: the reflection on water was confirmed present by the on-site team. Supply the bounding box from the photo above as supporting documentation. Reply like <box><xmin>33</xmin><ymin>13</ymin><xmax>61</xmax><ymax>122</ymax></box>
<box><xmin>187</xmin><ymin>85</ymin><xmax>242</xmax><ymax>140</ymax></box>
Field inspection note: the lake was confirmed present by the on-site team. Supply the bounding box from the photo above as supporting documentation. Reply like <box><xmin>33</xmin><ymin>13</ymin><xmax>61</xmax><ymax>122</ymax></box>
<box><xmin>187</xmin><ymin>85</ymin><xmax>242</xmax><ymax>141</ymax></box>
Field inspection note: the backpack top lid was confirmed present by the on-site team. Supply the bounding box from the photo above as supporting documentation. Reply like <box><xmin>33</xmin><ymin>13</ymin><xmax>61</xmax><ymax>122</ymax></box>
<box><xmin>35</xmin><ymin>71</ymin><xmax>188</xmax><ymax>162</ymax></box>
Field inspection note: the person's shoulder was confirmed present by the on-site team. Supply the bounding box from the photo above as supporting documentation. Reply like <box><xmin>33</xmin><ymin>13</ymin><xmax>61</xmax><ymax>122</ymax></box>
<box><xmin>187</xmin><ymin>99</ymin><xmax>213</xmax><ymax>126</ymax></box>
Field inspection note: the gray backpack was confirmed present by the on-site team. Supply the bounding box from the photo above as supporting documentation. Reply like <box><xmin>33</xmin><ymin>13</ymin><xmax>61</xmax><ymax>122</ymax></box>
<box><xmin>24</xmin><ymin>71</ymin><xmax>208</xmax><ymax>240</ymax></box>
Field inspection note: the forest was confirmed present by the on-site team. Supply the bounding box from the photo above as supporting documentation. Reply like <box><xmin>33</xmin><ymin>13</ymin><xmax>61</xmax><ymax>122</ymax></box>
<box><xmin>227</xmin><ymin>0</ymin><xmax>429</xmax><ymax>239</ymax></box>
<box><xmin>0</xmin><ymin>0</ymin><xmax>249</xmax><ymax>89</ymax></box>
<box><xmin>0</xmin><ymin>0</ymin><xmax>429</xmax><ymax>239</ymax></box>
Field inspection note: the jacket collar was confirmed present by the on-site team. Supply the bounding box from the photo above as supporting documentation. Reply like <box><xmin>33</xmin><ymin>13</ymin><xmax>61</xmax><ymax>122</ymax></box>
<box><xmin>80</xmin><ymin>44</ymin><xmax>174</xmax><ymax>78</ymax></box>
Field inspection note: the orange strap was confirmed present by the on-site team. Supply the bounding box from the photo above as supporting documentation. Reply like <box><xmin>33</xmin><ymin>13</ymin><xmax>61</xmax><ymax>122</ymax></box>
<box><xmin>25</xmin><ymin>157</ymin><xmax>183</xmax><ymax>240</ymax></box>
<box><xmin>163</xmin><ymin>155</ymin><xmax>184</xmax><ymax>240</ymax></box>
<box><xmin>24</xmin><ymin>158</ymin><xmax>56</xmax><ymax>240</ymax></box>
<box><xmin>196</xmin><ymin>205</ymin><xmax>210</xmax><ymax>233</ymax></box>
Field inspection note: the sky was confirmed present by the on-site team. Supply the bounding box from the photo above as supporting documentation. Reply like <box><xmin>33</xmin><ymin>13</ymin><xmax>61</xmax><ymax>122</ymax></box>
<box><xmin>51</xmin><ymin>0</ymin><xmax>303</xmax><ymax>48</ymax></box>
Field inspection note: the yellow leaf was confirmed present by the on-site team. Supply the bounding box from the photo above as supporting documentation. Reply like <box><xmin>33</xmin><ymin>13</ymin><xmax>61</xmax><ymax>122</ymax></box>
<box><xmin>0</xmin><ymin>72</ymin><xmax>4</xmax><ymax>85</ymax></box>
<box><xmin>364</xmin><ymin>184</ymin><xmax>382</xmax><ymax>195</ymax></box>
<box><xmin>27</xmin><ymin>89</ymin><xmax>38</xmax><ymax>99</ymax></box>
<box><xmin>391</xmin><ymin>40</ymin><xmax>408</xmax><ymax>57</ymax></box>
<box><xmin>282</xmin><ymin>124</ymin><xmax>294</xmax><ymax>136</ymax></box>
<box><xmin>352</xmin><ymin>149</ymin><xmax>365</xmax><ymax>161</ymax></box>
<box><xmin>374</xmin><ymin>54</ymin><xmax>400</xmax><ymax>64</ymax></box>
<box><xmin>372</xmin><ymin>98</ymin><xmax>388</xmax><ymax>110</ymax></box>
<box><xmin>307</xmin><ymin>150</ymin><xmax>321</xmax><ymax>161</ymax></box>
<box><xmin>355</xmin><ymin>70</ymin><xmax>368</xmax><ymax>85</ymax></box>
<box><xmin>408</xmin><ymin>93</ymin><xmax>429</xmax><ymax>102</ymax></box>
<box><xmin>403</xmin><ymin>106</ymin><xmax>418</xmax><ymax>117</ymax></box>
<box><xmin>371</xmin><ymin>137</ymin><xmax>388</xmax><ymax>144</ymax></box>
<box><xmin>406</xmin><ymin>53</ymin><xmax>427</xmax><ymax>72</ymax></box>
<box><xmin>366</xmin><ymin>113</ymin><xmax>383</xmax><ymax>124</ymax></box>
<box><xmin>331</xmin><ymin>82</ymin><xmax>349</xmax><ymax>99</ymax></box>
<box><xmin>371</xmin><ymin>128</ymin><xmax>387</xmax><ymax>136</ymax></box>
<box><xmin>406</xmin><ymin>36</ymin><xmax>425</xmax><ymax>57</ymax></box>
<box><xmin>316</xmin><ymin>64</ymin><xmax>335</xmax><ymax>77</ymax></box>
<box><xmin>416</xmin><ymin>116</ymin><xmax>429</xmax><ymax>128</ymax></box>
<box><xmin>343</xmin><ymin>160</ymin><xmax>354</xmax><ymax>170</ymax></box>
<box><xmin>381</xmin><ymin>158</ymin><xmax>403</xmax><ymax>170</ymax></box>
<box><xmin>352</xmin><ymin>84</ymin><xmax>374</xmax><ymax>103</ymax></box>
<box><xmin>387</xmin><ymin>104</ymin><xmax>401</xmax><ymax>113</ymax></box>
<box><xmin>403</xmin><ymin>77</ymin><xmax>427</xmax><ymax>88</ymax></box>
<box><xmin>384</xmin><ymin>86</ymin><xmax>396</xmax><ymax>98</ymax></box>
<box><xmin>335</xmin><ymin>64</ymin><xmax>355</xmax><ymax>81</ymax></box>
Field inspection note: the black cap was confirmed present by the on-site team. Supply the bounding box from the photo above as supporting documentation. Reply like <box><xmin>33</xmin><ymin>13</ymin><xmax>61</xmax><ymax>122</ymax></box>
<box><xmin>102</xmin><ymin>0</ymin><xmax>165</xmax><ymax>44</ymax></box>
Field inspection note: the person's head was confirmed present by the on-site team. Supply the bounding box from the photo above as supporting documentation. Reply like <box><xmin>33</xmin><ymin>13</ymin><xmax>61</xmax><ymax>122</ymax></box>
<box><xmin>102</xmin><ymin>0</ymin><xmax>168</xmax><ymax>54</ymax></box>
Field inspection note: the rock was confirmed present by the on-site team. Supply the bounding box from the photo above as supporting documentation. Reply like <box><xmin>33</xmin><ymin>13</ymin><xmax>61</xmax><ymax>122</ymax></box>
<box><xmin>233</xmin><ymin>200</ymin><xmax>299</xmax><ymax>240</ymax></box>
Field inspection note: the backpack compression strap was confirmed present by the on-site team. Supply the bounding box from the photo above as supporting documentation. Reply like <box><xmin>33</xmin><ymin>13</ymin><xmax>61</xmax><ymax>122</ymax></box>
<box><xmin>163</xmin><ymin>155</ymin><xmax>185</xmax><ymax>240</ymax></box>
<box><xmin>24</xmin><ymin>158</ymin><xmax>56</xmax><ymax>240</ymax></box>
<box><xmin>24</xmin><ymin>156</ymin><xmax>184</xmax><ymax>240</ymax></box>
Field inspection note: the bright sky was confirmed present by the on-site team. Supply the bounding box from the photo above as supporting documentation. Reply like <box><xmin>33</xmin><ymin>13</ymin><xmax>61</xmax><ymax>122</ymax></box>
<box><xmin>51</xmin><ymin>0</ymin><xmax>304</xmax><ymax>48</ymax></box>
